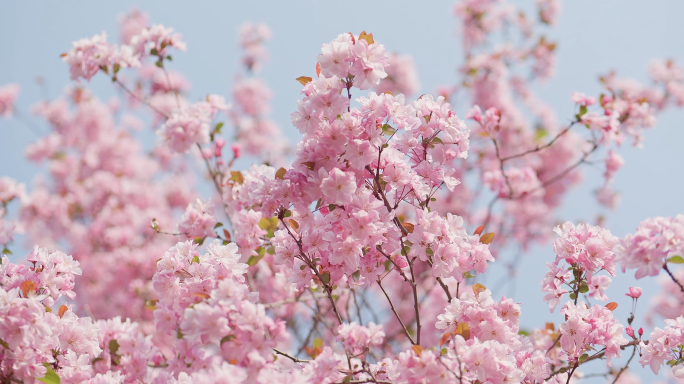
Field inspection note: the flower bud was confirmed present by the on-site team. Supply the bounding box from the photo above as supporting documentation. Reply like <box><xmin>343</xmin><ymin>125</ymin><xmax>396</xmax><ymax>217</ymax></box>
<box><xmin>625</xmin><ymin>286</ymin><xmax>642</xmax><ymax>299</ymax></box>
<box><xmin>626</xmin><ymin>326</ymin><xmax>634</xmax><ymax>337</ymax></box>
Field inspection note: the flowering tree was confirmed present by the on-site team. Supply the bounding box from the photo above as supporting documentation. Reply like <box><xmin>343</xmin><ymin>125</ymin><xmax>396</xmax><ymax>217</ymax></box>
<box><xmin>2</xmin><ymin>1</ymin><xmax>684</xmax><ymax>383</ymax></box>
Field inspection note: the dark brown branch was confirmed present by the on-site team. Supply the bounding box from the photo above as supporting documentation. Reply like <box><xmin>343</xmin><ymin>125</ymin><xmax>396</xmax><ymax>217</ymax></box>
<box><xmin>664</xmin><ymin>263</ymin><xmax>684</xmax><ymax>293</ymax></box>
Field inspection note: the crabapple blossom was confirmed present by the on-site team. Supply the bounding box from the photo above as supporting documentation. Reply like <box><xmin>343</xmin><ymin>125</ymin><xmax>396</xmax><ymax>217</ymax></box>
<box><xmin>0</xmin><ymin>83</ymin><xmax>20</xmax><ymax>118</ymax></box>
<box><xmin>4</xmin><ymin>3</ymin><xmax>684</xmax><ymax>383</ymax></box>
<box><xmin>157</xmin><ymin>102</ymin><xmax>212</xmax><ymax>153</ymax></box>
<box><xmin>616</xmin><ymin>215</ymin><xmax>684</xmax><ymax>279</ymax></box>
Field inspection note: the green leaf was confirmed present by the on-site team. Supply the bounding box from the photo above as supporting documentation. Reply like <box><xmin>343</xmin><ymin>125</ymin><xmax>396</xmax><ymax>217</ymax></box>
<box><xmin>231</xmin><ymin>171</ymin><xmax>244</xmax><ymax>185</ymax></box>
<box><xmin>214</xmin><ymin>222</ymin><xmax>223</xmax><ymax>229</ymax></box>
<box><xmin>351</xmin><ymin>270</ymin><xmax>361</xmax><ymax>282</ymax></box>
<box><xmin>441</xmin><ymin>347</ymin><xmax>448</xmax><ymax>355</ymax></box>
<box><xmin>384</xmin><ymin>259</ymin><xmax>392</xmax><ymax>271</ymax></box>
<box><xmin>579</xmin><ymin>105</ymin><xmax>588</xmax><ymax>116</ymax></box>
<box><xmin>109</xmin><ymin>339</ymin><xmax>120</xmax><ymax>355</ymax></box>
<box><xmin>343</xmin><ymin>375</ymin><xmax>352</xmax><ymax>384</ymax></box>
<box><xmin>569</xmin><ymin>293</ymin><xmax>577</xmax><ymax>300</ymax></box>
<box><xmin>220</xmin><ymin>334</ymin><xmax>235</xmax><ymax>345</ymax></box>
<box><xmin>381</xmin><ymin>124</ymin><xmax>396</xmax><ymax>135</ymax></box>
<box><xmin>155</xmin><ymin>60</ymin><xmax>163</xmax><ymax>68</ymax></box>
<box><xmin>328</xmin><ymin>204</ymin><xmax>337</xmax><ymax>211</ymax></box>
<box><xmin>214</xmin><ymin>122</ymin><xmax>224</xmax><ymax>134</ymax></box>
<box><xmin>193</xmin><ymin>237</ymin><xmax>205</xmax><ymax>245</ymax></box>
<box><xmin>579</xmin><ymin>283</ymin><xmax>589</xmax><ymax>294</ymax></box>
<box><xmin>246</xmin><ymin>251</ymin><xmax>265</xmax><ymax>266</ymax></box>
<box><xmin>36</xmin><ymin>366</ymin><xmax>60</xmax><ymax>384</ymax></box>
<box><xmin>191</xmin><ymin>256</ymin><xmax>200</xmax><ymax>264</ymax></box>
<box><xmin>313</xmin><ymin>337</ymin><xmax>323</xmax><ymax>349</ymax></box>
<box><xmin>668</xmin><ymin>255</ymin><xmax>684</xmax><ymax>264</ymax></box>
<box><xmin>258</xmin><ymin>217</ymin><xmax>278</xmax><ymax>231</ymax></box>
<box><xmin>266</xmin><ymin>246</ymin><xmax>275</xmax><ymax>255</ymax></box>
<box><xmin>150</xmin><ymin>48</ymin><xmax>159</xmax><ymax>56</ymax></box>
<box><xmin>112</xmin><ymin>63</ymin><xmax>120</xmax><ymax>74</ymax></box>
<box><xmin>462</xmin><ymin>271</ymin><xmax>474</xmax><ymax>279</ymax></box>
<box><xmin>381</xmin><ymin>143</ymin><xmax>389</xmax><ymax>149</ymax></box>
<box><xmin>284</xmin><ymin>209</ymin><xmax>292</xmax><ymax>217</ymax></box>
<box><xmin>2</xmin><ymin>248</ymin><xmax>11</xmax><ymax>255</ymax></box>
<box><xmin>579</xmin><ymin>353</ymin><xmax>589</xmax><ymax>362</ymax></box>
<box><xmin>517</xmin><ymin>329</ymin><xmax>530</xmax><ymax>336</ymax></box>
<box><xmin>320</xmin><ymin>272</ymin><xmax>331</xmax><ymax>285</ymax></box>
<box><xmin>166</xmin><ymin>55</ymin><xmax>173</xmax><ymax>61</ymax></box>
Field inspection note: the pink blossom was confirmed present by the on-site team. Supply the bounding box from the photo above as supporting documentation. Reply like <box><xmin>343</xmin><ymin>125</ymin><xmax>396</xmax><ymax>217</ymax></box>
<box><xmin>0</xmin><ymin>83</ymin><xmax>20</xmax><ymax>118</ymax></box>
<box><xmin>320</xmin><ymin>168</ymin><xmax>357</xmax><ymax>205</ymax></box>
<box><xmin>157</xmin><ymin>102</ymin><xmax>211</xmax><ymax>153</ymax></box>
<box><xmin>626</xmin><ymin>286</ymin><xmax>643</xmax><ymax>299</ymax></box>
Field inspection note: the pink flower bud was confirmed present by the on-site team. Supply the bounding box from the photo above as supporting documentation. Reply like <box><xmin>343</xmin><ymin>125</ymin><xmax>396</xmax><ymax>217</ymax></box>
<box><xmin>231</xmin><ymin>143</ymin><xmax>241</xmax><ymax>159</ymax></box>
<box><xmin>201</xmin><ymin>147</ymin><xmax>213</xmax><ymax>159</ymax></box>
<box><xmin>626</xmin><ymin>326</ymin><xmax>634</xmax><ymax>337</ymax></box>
<box><xmin>215</xmin><ymin>137</ymin><xmax>226</xmax><ymax>149</ymax></box>
<box><xmin>214</xmin><ymin>137</ymin><xmax>225</xmax><ymax>157</ymax></box>
<box><xmin>625</xmin><ymin>286</ymin><xmax>642</xmax><ymax>299</ymax></box>
<box><xmin>638</xmin><ymin>327</ymin><xmax>644</xmax><ymax>337</ymax></box>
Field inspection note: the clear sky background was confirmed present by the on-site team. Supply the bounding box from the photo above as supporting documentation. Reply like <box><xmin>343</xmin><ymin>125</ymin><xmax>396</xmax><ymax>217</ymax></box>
<box><xmin>2</xmin><ymin>1</ymin><xmax>684</xmax><ymax>382</ymax></box>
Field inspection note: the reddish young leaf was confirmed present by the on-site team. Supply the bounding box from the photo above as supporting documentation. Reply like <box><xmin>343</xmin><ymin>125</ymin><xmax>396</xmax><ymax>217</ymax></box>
<box><xmin>402</xmin><ymin>222</ymin><xmax>415</xmax><ymax>234</ymax></box>
<box><xmin>58</xmin><ymin>304</ymin><xmax>69</xmax><ymax>318</ymax></box>
<box><xmin>288</xmin><ymin>219</ymin><xmax>300</xmax><ymax>231</ymax></box>
<box><xmin>223</xmin><ymin>229</ymin><xmax>232</xmax><ymax>242</ymax></box>
<box><xmin>605</xmin><ymin>302</ymin><xmax>618</xmax><ymax>311</ymax></box>
<box><xmin>454</xmin><ymin>322</ymin><xmax>471</xmax><ymax>341</ymax></box>
<box><xmin>275</xmin><ymin>167</ymin><xmax>287</xmax><ymax>180</ymax></box>
<box><xmin>411</xmin><ymin>345</ymin><xmax>423</xmax><ymax>356</ymax></box>
<box><xmin>473</xmin><ymin>225</ymin><xmax>485</xmax><ymax>236</ymax></box>
<box><xmin>20</xmin><ymin>280</ymin><xmax>37</xmax><ymax>298</ymax></box>
<box><xmin>439</xmin><ymin>331</ymin><xmax>452</xmax><ymax>347</ymax></box>
<box><xmin>316</xmin><ymin>62</ymin><xmax>321</xmax><ymax>78</ymax></box>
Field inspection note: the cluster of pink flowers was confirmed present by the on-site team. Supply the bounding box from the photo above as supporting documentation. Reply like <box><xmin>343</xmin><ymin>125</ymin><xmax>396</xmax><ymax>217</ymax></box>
<box><xmin>559</xmin><ymin>301</ymin><xmax>628</xmax><ymax>365</ymax></box>
<box><xmin>230</xmin><ymin>24</ymin><xmax>287</xmax><ymax>163</ymax></box>
<box><xmin>238</xmin><ymin>22</ymin><xmax>271</xmax><ymax>72</ymax></box>
<box><xmin>62</xmin><ymin>32</ymin><xmax>141</xmax><ymax>81</ymax></box>
<box><xmin>0</xmin><ymin>248</ymin><xmax>101</xmax><ymax>383</ymax></box>
<box><xmin>640</xmin><ymin>316</ymin><xmax>684</xmax><ymax>378</ymax></box>
<box><xmin>178</xmin><ymin>199</ymin><xmax>218</xmax><ymax>240</ymax></box>
<box><xmin>616</xmin><ymin>215</ymin><xmax>684</xmax><ymax>279</ymax></box>
<box><xmin>542</xmin><ymin>222</ymin><xmax>618</xmax><ymax>311</ymax></box>
<box><xmin>317</xmin><ymin>32</ymin><xmax>390</xmax><ymax>89</ymax></box>
<box><xmin>157</xmin><ymin>102</ymin><xmax>213</xmax><ymax>153</ymax></box>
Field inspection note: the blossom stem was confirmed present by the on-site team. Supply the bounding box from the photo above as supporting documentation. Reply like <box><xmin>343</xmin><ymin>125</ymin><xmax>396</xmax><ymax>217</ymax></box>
<box><xmin>663</xmin><ymin>263</ymin><xmax>684</xmax><ymax>293</ymax></box>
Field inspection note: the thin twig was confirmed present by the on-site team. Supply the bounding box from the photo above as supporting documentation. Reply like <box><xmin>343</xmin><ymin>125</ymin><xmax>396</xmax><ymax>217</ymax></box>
<box><xmin>377</xmin><ymin>279</ymin><xmax>416</xmax><ymax>345</ymax></box>
<box><xmin>664</xmin><ymin>263</ymin><xmax>684</xmax><ymax>293</ymax></box>
<box><xmin>273</xmin><ymin>348</ymin><xmax>309</xmax><ymax>363</ymax></box>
